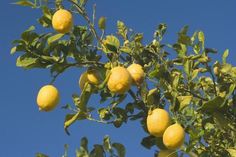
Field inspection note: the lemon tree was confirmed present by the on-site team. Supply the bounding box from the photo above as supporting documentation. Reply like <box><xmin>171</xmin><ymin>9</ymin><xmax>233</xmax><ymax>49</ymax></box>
<box><xmin>11</xmin><ymin>0</ymin><xmax>236</xmax><ymax>156</ymax></box>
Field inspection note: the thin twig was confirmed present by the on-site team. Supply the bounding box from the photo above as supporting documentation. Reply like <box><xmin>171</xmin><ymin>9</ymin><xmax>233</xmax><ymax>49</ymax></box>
<box><xmin>182</xmin><ymin>88</ymin><xmax>208</xmax><ymax>101</ymax></box>
<box><xmin>50</xmin><ymin>61</ymin><xmax>105</xmax><ymax>84</ymax></box>
<box><xmin>68</xmin><ymin>0</ymin><xmax>102</xmax><ymax>45</ymax></box>
<box><xmin>128</xmin><ymin>89</ymin><xmax>138</xmax><ymax>101</ymax></box>
<box><xmin>206</xmin><ymin>63</ymin><xmax>218</xmax><ymax>96</ymax></box>
<box><xmin>87</xmin><ymin>116</ymin><xmax>112</xmax><ymax>124</ymax></box>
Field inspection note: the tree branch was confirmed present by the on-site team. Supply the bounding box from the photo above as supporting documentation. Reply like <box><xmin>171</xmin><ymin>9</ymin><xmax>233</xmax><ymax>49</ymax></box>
<box><xmin>206</xmin><ymin>63</ymin><xmax>217</xmax><ymax>96</ymax></box>
<box><xmin>182</xmin><ymin>88</ymin><xmax>208</xmax><ymax>101</ymax></box>
<box><xmin>68</xmin><ymin>0</ymin><xmax>102</xmax><ymax>45</ymax></box>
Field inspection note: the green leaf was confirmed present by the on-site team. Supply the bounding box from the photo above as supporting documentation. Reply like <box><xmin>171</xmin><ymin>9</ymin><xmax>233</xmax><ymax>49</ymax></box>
<box><xmin>220</xmin><ymin>63</ymin><xmax>232</xmax><ymax>74</ymax></box>
<box><xmin>177</xmin><ymin>95</ymin><xmax>193</xmax><ymax>110</ymax></box>
<box><xmin>79</xmin><ymin>0</ymin><xmax>87</xmax><ymax>6</ymax></box>
<box><xmin>134</xmin><ymin>33</ymin><xmax>143</xmax><ymax>43</ymax></box>
<box><xmin>80</xmin><ymin>137</ymin><xmax>88</xmax><ymax>152</ymax></box>
<box><xmin>222</xmin><ymin>49</ymin><xmax>229</xmax><ymax>64</ymax></box>
<box><xmin>47</xmin><ymin>33</ymin><xmax>64</xmax><ymax>45</ymax></box>
<box><xmin>35</xmin><ymin>153</ymin><xmax>49</xmax><ymax>157</ymax></box>
<box><xmin>154</xmin><ymin>23</ymin><xmax>167</xmax><ymax>41</ymax></box>
<box><xmin>10</xmin><ymin>46</ymin><xmax>17</xmax><ymax>54</ymax></box>
<box><xmin>98</xmin><ymin>108</ymin><xmax>110</xmax><ymax>121</ymax></box>
<box><xmin>38</xmin><ymin>6</ymin><xmax>52</xmax><ymax>28</ymax></box>
<box><xmin>76</xmin><ymin>137</ymin><xmax>89</xmax><ymax>157</ymax></box>
<box><xmin>183</xmin><ymin>59</ymin><xmax>190</xmax><ymax>77</ymax></box>
<box><xmin>201</xmin><ymin>96</ymin><xmax>225</xmax><ymax>111</ymax></box>
<box><xmin>227</xmin><ymin>148</ymin><xmax>236</xmax><ymax>157</ymax></box>
<box><xmin>21</xmin><ymin>26</ymin><xmax>38</xmax><ymax>42</ymax></box>
<box><xmin>120</xmin><ymin>46</ymin><xmax>131</xmax><ymax>54</ymax></box>
<box><xmin>103</xmin><ymin>135</ymin><xmax>112</xmax><ymax>152</ymax></box>
<box><xmin>179</xmin><ymin>25</ymin><xmax>189</xmax><ymax>35</ymax></box>
<box><xmin>13</xmin><ymin>0</ymin><xmax>36</xmax><ymax>8</ymax></box>
<box><xmin>117</xmin><ymin>21</ymin><xmax>128</xmax><ymax>39</ymax></box>
<box><xmin>78</xmin><ymin>83</ymin><xmax>93</xmax><ymax>111</ymax></box>
<box><xmin>191</xmin><ymin>69</ymin><xmax>199</xmax><ymax>81</ymax></box>
<box><xmin>173</xmin><ymin>43</ymin><xmax>187</xmax><ymax>57</ymax></box>
<box><xmin>76</xmin><ymin>149</ymin><xmax>89</xmax><ymax>157</ymax></box>
<box><xmin>98</xmin><ymin>17</ymin><xmax>106</xmax><ymax>30</ymax></box>
<box><xmin>155</xmin><ymin>137</ymin><xmax>166</xmax><ymax>150</ymax></box>
<box><xmin>112</xmin><ymin>107</ymin><xmax>127</xmax><ymax>122</ymax></box>
<box><xmin>41</xmin><ymin>6</ymin><xmax>52</xmax><ymax>20</ymax></box>
<box><xmin>193</xmin><ymin>43</ymin><xmax>201</xmax><ymax>54</ymax></box>
<box><xmin>226</xmin><ymin>83</ymin><xmax>236</xmax><ymax>99</ymax></box>
<box><xmin>112</xmin><ymin>143</ymin><xmax>126</xmax><ymax>157</ymax></box>
<box><xmin>102</xmin><ymin>35</ymin><xmax>120</xmax><ymax>53</ymax></box>
<box><xmin>16</xmin><ymin>55</ymin><xmax>38</xmax><ymax>68</ymax></box>
<box><xmin>198</xmin><ymin>31</ymin><xmax>205</xmax><ymax>49</ymax></box>
<box><xmin>177</xmin><ymin>26</ymin><xmax>191</xmax><ymax>45</ymax></box>
<box><xmin>64</xmin><ymin>113</ymin><xmax>86</xmax><ymax>134</ymax></box>
<box><xmin>141</xmin><ymin>136</ymin><xmax>156</xmax><ymax>149</ymax></box>
<box><xmin>205</xmin><ymin>48</ymin><xmax>217</xmax><ymax>54</ymax></box>
<box><xmin>72</xmin><ymin>94</ymin><xmax>80</xmax><ymax>108</ymax></box>
<box><xmin>213</xmin><ymin>111</ymin><xmax>231</xmax><ymax>129</ymax></box>
<box><xmin>147</xmin><ymin>88</ymin><xmax>160</xmax><ymax>106</ymax></box>
<box><xmin>89</xmin><ymin>145</ymin><xmax>104</xmax><ymax>157</ymax></box>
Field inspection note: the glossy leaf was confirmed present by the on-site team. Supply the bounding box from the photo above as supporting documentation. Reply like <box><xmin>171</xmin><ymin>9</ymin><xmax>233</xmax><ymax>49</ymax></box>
<box><xmin>13</xmin><ymin>0</ymin><xmax>36</xmax><ymax>8</ymax></box>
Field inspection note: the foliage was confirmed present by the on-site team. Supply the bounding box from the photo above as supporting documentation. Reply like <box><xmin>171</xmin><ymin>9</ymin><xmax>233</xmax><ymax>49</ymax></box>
<box><xmin>12</xmin><ymin>0</ymin><xmax>236</xmax><ymax>156</ymax></box>
<box><xmin>36</xmin><ymin>136</ymin><xmax>125</xmax><ymax>157</ymax></box>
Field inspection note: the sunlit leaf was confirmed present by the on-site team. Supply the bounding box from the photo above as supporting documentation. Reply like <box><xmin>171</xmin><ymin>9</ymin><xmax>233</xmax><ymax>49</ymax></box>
<box><xmin>222</xmin><ymin>49</ymin><xmax>229</xmax><ymax>64</ymax></box>
<box><xmin>102</xmin><ymin>35</ymin><xmax>120</xmax><ymax>53</ymax></box>
<box><xmin>35</xmin><ymin>153</ymin><xmax>49</xmax><ymax>157</ymax></box>
<box><xmin>47</xmin><ymin>33</ymin><xmax>64</xmax><ymax>45</ymax></box>
<box><xmin>177</xmin><ymin>95</ymin><xmax>192</xmax><ymax>110</ymax></box>
<box><xmin>13</xmin><ymin>0</ymin><xmax>36</xmax><ymax>8</ymax></box>
<box><xmin>198</xmin><ymin>31</ymin><xmax>205</xmax><ymax>49</ymax></box>
<box><xmin>227</xmin><ymin>148</ymin><xmax>236</xmax><ymax>157</ymax></box>
<box><xmin>103</xmin><ymin>135</ymin><xmax>112</xmax><ymax>152</ymax></box>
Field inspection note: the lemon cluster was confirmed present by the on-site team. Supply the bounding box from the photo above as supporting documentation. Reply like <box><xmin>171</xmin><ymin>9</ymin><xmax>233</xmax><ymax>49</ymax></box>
<box><xmin>78</xmin><ymin>63</ymin><xmax>144</xmax><ymax>94</ymax></box>
<box><xmin>107</xmin><ymin>64</ymin><xmax>145</xmax><ymax>94</ymax></box>
<box><xmin>147</xmin><ymin>108</ymin><xmax>185</xmax><ymax>156</ymax></box>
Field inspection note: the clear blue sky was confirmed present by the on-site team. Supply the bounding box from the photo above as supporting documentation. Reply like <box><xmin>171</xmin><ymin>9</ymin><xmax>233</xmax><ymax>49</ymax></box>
<box><xmin>0</xmin><ymin>0</ymin><xmax>236</xmax><ymax>157</ymax></box>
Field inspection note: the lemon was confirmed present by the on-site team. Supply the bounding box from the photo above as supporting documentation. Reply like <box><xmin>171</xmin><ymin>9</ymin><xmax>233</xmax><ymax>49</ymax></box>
<box><xmin>127</xmin><ymin>63</ymin><xmax>144</xmax><ymax>86</ymax></box>
<box><xmin>87</xmin><ymin>70</ymin><xmax>102</xmax><ymax>85</ymax></box>
<box><xmin>79</xmin><ymin>72</ymin><xmax>88</xmax><ymax>90</ymax></box>
<box><xmin>163</xmin><ymin>123</ymin><xmax>185</xmax><ymax>150</ymax></box>
<box><xmin>37</xmin><ymin>85</ymin><xmax>60</xmax><ymax>111</ymax></box>
<box><xmin>79</xmin><ymin>70</ymin><xmax>102</xmax><ymax>90</ymax></box>
<box><xmin>52</xmin><ymin>9</ymin><xmax>73</xmax><ymax>34</ymax></box>
<box><xmin>146</xmin><ymin>108</ymin><xmax>170</xmax><ymax>137</ymax></box>
<box><xmin>107</xmin><ymin>66</ymin><xmax>132</xmax><ymax>94</ymax></box>
<box><xmin>157</xmin><ymin>149</ymin><xmax>178</xmax><ymax>157</ymax></box>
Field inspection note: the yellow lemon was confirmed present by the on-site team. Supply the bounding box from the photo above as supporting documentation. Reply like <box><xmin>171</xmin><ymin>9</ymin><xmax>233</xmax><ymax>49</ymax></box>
<box><xmin>127</xmin><ymin>63</ymin><xmax>144</xmax><ymax>86</ymax></box>
<box><xmin>163</xmin><ymin>123</ymin><xmax>185</xmax><ymax>150</ymax></box>
<box><xmin>37</xmin><ymin>85</ymin><xmax>60</xmax><ymax>111</ymax></box>
<box><xmin>107</xmin><ymin>66</ymin><xmax>132</xmax><ymax>94</ymax></box>
<box><xmin>79</xmin><ymin>70</ymin><xmax>101</xmax><ymax>90</ymax></box>
<box><xmin>52</xmin><ymin>9</ymin><xmax>73</xmax><ymax>34</ymax></box>
<box><xmin>79</xmin><ymin>72</ymin><xmax>88</xmax><ymax>90</ymax></box>
<box><xmin>157</xmin><ymin>149</ymin><xmax>178</xmax><ymax>157</ymax></box>
<box><xmin>87</xmin><ymin>70</ymin><xmax>102</xmax><ymax>85</ymax></box>
<box><xmin>146</xmin><ymin>108</ymin><xmax>170</xmax><ymax>137</ymax></box>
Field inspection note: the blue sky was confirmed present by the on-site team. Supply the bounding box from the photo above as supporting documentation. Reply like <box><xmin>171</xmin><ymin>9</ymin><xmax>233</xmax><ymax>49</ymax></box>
<box><xmin>0</xmin><ymin>0</ymin><xmax>236</xmax><ymax>157</ymax></box>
